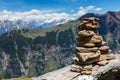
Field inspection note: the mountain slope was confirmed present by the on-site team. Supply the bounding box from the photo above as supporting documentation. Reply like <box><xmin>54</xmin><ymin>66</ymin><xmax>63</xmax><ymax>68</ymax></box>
<box><xmin>0</xmin><ymin>11</ymin><xmax>120</xmax><ymax>78</ymax></box>
<box><xmin>0</xmin><ymin>18</ymin><xmax>71</xmax><ymax>34</ymax></box>
<box><xmin>79</xmin><ymin>11</ymin><xmax>120</xmax><ymax>52</ymax></box>
<box><xmin>0</xmin><ymin>25</ymin><xmax>77</xmax><ymax>78</ymax></box>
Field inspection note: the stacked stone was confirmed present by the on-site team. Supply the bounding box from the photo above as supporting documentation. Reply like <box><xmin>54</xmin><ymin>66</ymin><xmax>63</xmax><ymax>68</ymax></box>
<box><xmin>71</xmin><ymin>17</ymin><xmax>115</xmax><ymax>75</ymax></box>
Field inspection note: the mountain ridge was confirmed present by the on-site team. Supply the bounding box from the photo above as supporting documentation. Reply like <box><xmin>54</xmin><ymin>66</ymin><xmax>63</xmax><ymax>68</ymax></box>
<box><xmin>0</xmin><ymin>18</ymin><xmax>71</xmax><ymax>34</ymax></box>
<box><xmin>0</xmin><ymin>11</ymin><xmax>120</xmax><ymax>78</ymax></box>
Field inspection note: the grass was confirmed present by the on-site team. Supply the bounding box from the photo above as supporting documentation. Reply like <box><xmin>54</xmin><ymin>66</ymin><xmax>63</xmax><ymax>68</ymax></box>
<box><xmin>2</xmin><ymin>77</ymin><xmax>32</xmax><ymax>80</ymax></box>
<box><xmin>41</xmin><ymin>55</ymin><xmax>60</xmax><ymax>74</ymax></box>
<box><xmin>108</xmin><ymin>40</ymin><xmax>117</xmax><ymax>49</ymax></box>
<box><xmin>20</xmin><ymin>26</ymin><xmax>60</xmax><ymax>39</ymax></box>
<box><xmin>27</xmin><ymin>65</ymin><xmax>37</xmax><ymax>77</ymax></box>
<box><xmin>19</xmin><ymin>20</ymin><xmax>80</xmax><ymax>39</ymax></box>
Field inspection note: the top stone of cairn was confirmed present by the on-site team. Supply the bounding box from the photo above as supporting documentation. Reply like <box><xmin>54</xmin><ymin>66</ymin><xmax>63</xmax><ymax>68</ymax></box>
<box><xmin>79</xmin><ymin>17</ymin><xmax>100</xmax><ymax>30</ymax></box>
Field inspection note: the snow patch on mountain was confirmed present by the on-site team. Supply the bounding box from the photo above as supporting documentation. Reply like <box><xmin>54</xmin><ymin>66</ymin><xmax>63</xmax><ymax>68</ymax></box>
<box><xmin>0</xmin><ymin>9</ymin><xmax>75</xmax><ymax>34</ymax></box>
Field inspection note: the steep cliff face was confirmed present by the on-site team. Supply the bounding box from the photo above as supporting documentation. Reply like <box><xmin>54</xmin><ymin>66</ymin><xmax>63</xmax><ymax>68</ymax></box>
<box><xmin>0</xmin><ymin>27</ymin><xmax>76</xmax><ymax>78</ymax></box>
<box><xmin>0</xmin><ymin>11</ymin><xmax>120</xmax><ymax>78</ymax></box>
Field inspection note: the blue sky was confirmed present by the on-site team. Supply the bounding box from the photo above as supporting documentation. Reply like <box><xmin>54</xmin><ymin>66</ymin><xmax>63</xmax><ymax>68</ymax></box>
<box><xmin>0</xmin><ymin>0</ymin><xmax>120</xmax><ymax>21</ymax></box>
<box><xmin>0</xmin><ymin>0</ymin><xmax>120</xmax><ymax>12</ymax></box>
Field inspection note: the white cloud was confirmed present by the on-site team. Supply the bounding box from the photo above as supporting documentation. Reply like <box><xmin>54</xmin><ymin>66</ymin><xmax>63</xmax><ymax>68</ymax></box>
<box><xmin>0</xmin><ymin>9</ymin><xmax>74</xmax><ymax>22</ymax></box>
<box><xmin>77</xmin><ymin>6</ymin><xmax>95</xmax><ymax>16</ymax></box>
<box><xmin>86</xmin><ymin>6</ymin><xmax>95</xmax><ymax>10</ymax></box>
<box><xmin>74</xmin><ymin>6</ymin><xmax>102</xmax><ymax>16</ymax></box>
<box><xmin>0</xmin><ymin>6</ymin><xmax>102</xmax><ymax>22</ymax></box>
<box><xmin>94</xmin><ymin>8</ymin><xmax>103</xmax><ymax>11</ymax></box>
<box><xmin>71</xmin><ymin>10</ymin><xmax>75</xmax><ymax>12</ymax></box>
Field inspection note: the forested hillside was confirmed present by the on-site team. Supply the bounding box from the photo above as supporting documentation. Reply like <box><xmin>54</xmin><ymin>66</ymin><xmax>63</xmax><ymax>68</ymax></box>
<box><xmin>0</xmin><ymin>11</ymin><xmax>120</xmax><ymax>78</ymax></box>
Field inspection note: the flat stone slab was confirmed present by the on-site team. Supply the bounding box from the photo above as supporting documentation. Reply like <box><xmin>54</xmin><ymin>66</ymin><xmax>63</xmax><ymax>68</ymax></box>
<box><xmin>33</xmin><ymin>66</ymin><xmax>80</xmax><ymax>80</ymax></box>
<box><xmin>33</xmin><ymin>54</ymin><xmax>120</xmax><ymax>80</ymax></box>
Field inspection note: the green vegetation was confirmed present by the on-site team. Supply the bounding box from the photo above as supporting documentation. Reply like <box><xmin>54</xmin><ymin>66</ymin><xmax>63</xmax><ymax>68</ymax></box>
<box><xmin>118</xmin><ymin>39</ymin><xmax>120</xmax><ymax>44</ymax></box>
<box><xmin>27</xmin><ymin>66</ymin><xmax>37</xmax><ymax>77</ymax></box>
<box><xmin>0</xmin><ymin>12</ymin><xmax>120</xmax><ymax>79</ymax></box>
<box><xmin>19</xmin><ymin>20</ymin><xmax>79</xmax><ymax>39</ymax></box>
<box><xmin>42</xmin><ymin>55</ymin><xmax>60</xmax><ymax>74</ymax></box>
<box><xmin>2</xmin><ymin>77</ymin><xmax>32</xmax><ymax>80</ymax></box>
<box><xmin>0</xmin><ymin>20</ymin><xmax>77</xmax><ymax>78</ymax></box>
<box><xmin>108</xmin><ymin>40</ymin><xmax>117</xmax><ymax>49</ymax></box>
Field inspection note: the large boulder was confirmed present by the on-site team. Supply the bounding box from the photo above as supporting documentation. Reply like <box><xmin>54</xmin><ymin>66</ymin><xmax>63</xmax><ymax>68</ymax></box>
<box><xmin>75</xmin><ymin>47</ymin><xmax>99</xmax><ymax>53</ymax></box>
<box><xmin>78</xmin><ymin>43</ymin><xmax>96</xmax><ymax>48</ymax></box>
<box><xmin>85</xmin><ymin>23</ymin><xmax>99</xmax><ymax>29</ymax></box>
<box><xmin>95</xmin><ymin>41</ymin><xmax>107</xmax><ymax>46</ymax></box>
<box><xmin>97</xmin><ymin>60</ymin><xmax>109</xmax><ymax>66</ymax></box>
<box><xmin>82</xmin><ymin>17</ymin><xmax>99</xmax><ymax>23</ymax></box>
<box><xmin>74</xmin><ymin>54</ymin><xmax>115</xmax><ymax>65</ymax></box>
<box><xmin>99</xmin><ymin>46</ymin><xmax>109</xmax><ymax>52</ymax></box>
<box><xmin>78</xmin><ymin>30</ymin><xmax>95</xmax><ymax>37</ymax></box>
<box><xmin>77</xmin><ymin>36</ymin><xmax>103</xmax><ymax>44</ymax></box>
<box><xmin>76</xmin><ymin>50</ymin><xmax>101</xmax><ymax>62</ymax></box>
<box><xmin>33</xmin><ymin>55</ymin><xmax>120</xmax><ymax>80</ymax></box>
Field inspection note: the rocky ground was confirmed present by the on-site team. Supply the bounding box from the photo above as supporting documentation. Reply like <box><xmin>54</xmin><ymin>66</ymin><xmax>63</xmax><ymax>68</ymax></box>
<box><xmin>32</xmin><ymin>54</ymin><xmax>120</xmax><ymax>80</ymax></box>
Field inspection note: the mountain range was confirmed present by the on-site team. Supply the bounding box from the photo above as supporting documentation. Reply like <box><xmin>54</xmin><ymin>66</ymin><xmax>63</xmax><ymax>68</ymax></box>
<box><xmin>0</xmin><ymin>18</ymin><xmax>70</xmax><ymax>34</ymax></box>
<box><xmin>0</xmin><ymin>11</ymin><xmax>120</xmax><ymax>79</ymax></box>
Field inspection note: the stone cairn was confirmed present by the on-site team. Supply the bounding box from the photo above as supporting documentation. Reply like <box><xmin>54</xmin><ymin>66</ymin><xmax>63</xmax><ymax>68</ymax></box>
<box><xmin>71</xmin><ymin>17</ymin><xmax>115</xmax><ymax>75</ymax></box>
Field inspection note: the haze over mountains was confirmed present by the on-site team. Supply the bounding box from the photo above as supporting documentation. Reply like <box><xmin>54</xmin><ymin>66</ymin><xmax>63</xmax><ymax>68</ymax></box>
<box><xmin>0</xmin><ymin>6</ymin><xmax>104</xmax><ymax>34</ymax></box>
<box><xmin>0</xmin><ymin>11</ymin><xmax>120</xmax><ymax>78</ymax></box>
<box><xmin>0</xmin><ymin>16</ymin><xmax>71</xmax><ymax>34</ymax></box>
